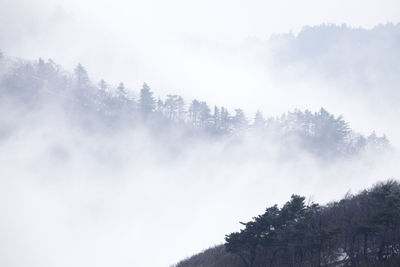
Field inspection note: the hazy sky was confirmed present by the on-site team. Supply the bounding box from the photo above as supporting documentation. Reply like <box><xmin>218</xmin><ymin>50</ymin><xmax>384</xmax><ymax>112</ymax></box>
<box><xmin>1</xmin><ymin>0</ymin><xmax>399</xmax><ymax>97</ymax></box>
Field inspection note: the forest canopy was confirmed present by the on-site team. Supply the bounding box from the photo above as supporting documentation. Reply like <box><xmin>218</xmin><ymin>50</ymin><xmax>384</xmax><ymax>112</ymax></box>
<box><xmin>176</xmin><ymin>180</ymin><xmax>400</xmax><ymax>267</ymax></box>
<box><xmin>0</xmin><ymin>54</ymin><xmax>389</xmax><ymax>159</ymax></box>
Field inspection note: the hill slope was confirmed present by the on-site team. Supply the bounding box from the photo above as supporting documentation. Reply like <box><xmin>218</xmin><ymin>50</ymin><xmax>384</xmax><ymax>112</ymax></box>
<box><xmin>175</xmin><ymin>180</ymin><xmax>400</xmax><ymax>267</ymax></box>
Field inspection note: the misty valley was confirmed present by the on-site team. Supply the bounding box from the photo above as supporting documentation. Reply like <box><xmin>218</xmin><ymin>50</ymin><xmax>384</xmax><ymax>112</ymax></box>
<box><xmin>1</xmin><ymin>19</ymin><xmax>400</xmax><ymax>267</ymax></box>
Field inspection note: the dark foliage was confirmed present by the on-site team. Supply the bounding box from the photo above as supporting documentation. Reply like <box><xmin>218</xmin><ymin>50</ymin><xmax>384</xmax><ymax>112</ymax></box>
<box><xmin>175</xmin><ymin>180</ymin><xmax>400</xmax><ymax>267</ymax></box>
<box><xmin>174</xmin><ymin>245</ymin><xmax>242</xmax><ymax>267</ymax></box>
<box><xmin>226</xmin><ymin>180</ymin><xmax>400</xmax><ymax>266</ymax></box>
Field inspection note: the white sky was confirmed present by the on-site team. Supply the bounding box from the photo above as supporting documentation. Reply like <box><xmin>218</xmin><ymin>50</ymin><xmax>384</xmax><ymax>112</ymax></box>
<box><xmin>1</xmin><ymin>0</ymin><xmax>399</xmax><ymax>88</ymax></box>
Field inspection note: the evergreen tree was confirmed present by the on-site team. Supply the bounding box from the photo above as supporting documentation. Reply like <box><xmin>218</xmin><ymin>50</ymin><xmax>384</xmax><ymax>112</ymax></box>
<box><xmin>189</xmin><ymin>99</ymin><xmax>201</xmax><ymax>127</ymax></box>
<box><xmin>199</xmin><ymin>101</ymin><xmax>211</xmax><ymax>128</ymax></box>
<box><xmin>117</xmin><ymin>82</ymin><xmax>127</xmax><ymax>98</ymax></box>
<box><xmin>139</xmin><ymin>82</ymin><xmax>155</xmax><ymax>115</ymax></box>
<box><xmin>165</xmin><ymin>95</ymin><xmax>185</xmax><ymax>121</ymax></box>
<box><xmin>213</xmin><ymin>106</ymin><xmax>220</xmax><ymax>130</ymax></box>
<box><xmin>220</xmin><ymin>107</ymin><xmax>231</xmax><ymax>133</ymax></box>
<box><xmin>74</xmin><ymin>63</ymin><xmax>89</xmax><ymax>88</ymax></box>
<box><xmin>253</xmin><ymin>110</ymin><xmax>266</xmax><ymax>129</ymax></box>
<box><xmin>99</xmin><ymin>79</ymin><xmax>108</xmax><ymax>91</ymax></box>
<box><xmin>189</xmin><ymin>100</ymin><xmax>211</xmax><ymax>128</ymax></box>
<box><xmin>232</xmin><ymin>109</ymin><xmax>247</xmax><ymax>131</ymax></box>
<box><xmin>156</xmin><ymin>97</ymin><xmax>164</xmax><ymax>114</ymax></box>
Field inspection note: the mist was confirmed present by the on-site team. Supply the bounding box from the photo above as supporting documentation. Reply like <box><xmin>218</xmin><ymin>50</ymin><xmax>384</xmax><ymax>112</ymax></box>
<box><xmin>1</xmin><ymin>0</ymin><xmax>400</xmax><ymax>266</ymax></box>
<box><xmin>1</xmin><ymin>96</ymin><xmax>398</xmax><ymax>266</ymax></box>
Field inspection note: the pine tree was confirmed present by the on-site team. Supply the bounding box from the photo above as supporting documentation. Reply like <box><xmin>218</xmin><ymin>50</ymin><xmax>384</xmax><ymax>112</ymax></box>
<box><xmin>189</xmin><ymin>99</ymin><xmax>201</xmax><ymax>127</ymax></box>
<box><xmin>253</xmin><ymin>110</ymin><xmax>266</xmax><ymax>129</ymax></box>
<box><xmin>213</xmin><ymin>106</ymin><xmax>220</xmax><ymax>130</ymax></box>
<box><xmin>74</xmin><ymin>64</ymin><xmax>89</xmax><ymax>88</ymax></box>
<box><xmin>156</xmin><ymin>97</ymin><xmax>164</xmax><ymax>114</ymax></box>
<box><xmin>220</xmin><ymin>107</ymin><xmax>231</xmax><ymax>133</ymax></box>
<box><xmin>139</xmin><ymin>82</ymin><xmax>155</xmax><ymax>115</ymax></box>
<box><xmin>99</xmin><ymin>80</ymin><xmax>108</xmax><ymax>91</ymax></box>
<box><xmin>232</xmin><ymin>109</ymin><xmax>247</xmax><ymax>131</ymax></box>
<box><xmin>165</xmin><ymin>95</ymin><xmax>185</xmax><ymax>121</ymax></box>
<box><xmin>117</xmin><ymin>82</ymin><xmax>127</xmax><ymax>98</ymax></box>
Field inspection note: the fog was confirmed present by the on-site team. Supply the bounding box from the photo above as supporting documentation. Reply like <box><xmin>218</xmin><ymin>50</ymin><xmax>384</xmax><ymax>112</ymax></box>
<box><xmin>1</xmin><ymin>96</ymin><xmax>398</xmax><ymax>266</ymax></box>
<box><xmin>2</xmin><ymin>0</ymin><xmax>400</xmax><ymax>139</ymax></box>
<box><xmin>1</xmin><ymin>0</ymin><xmax>400</xmax><ymax>266</ymax></box>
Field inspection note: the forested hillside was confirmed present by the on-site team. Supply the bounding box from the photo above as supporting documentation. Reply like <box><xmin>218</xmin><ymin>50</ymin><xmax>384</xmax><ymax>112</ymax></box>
<box><xmin>0</xmin><ymin>53</ymin><xmax>389</xmax><ymax>159</ymax></box>
<box><xmin>267</xmin><ymin>23</ymin><xmax>400</xmax><ymax>90</ymax></box>
<box><xmin>175</xmin><ymin>180</ymin><xmax>400</xmax><ymax>267</ymax></box>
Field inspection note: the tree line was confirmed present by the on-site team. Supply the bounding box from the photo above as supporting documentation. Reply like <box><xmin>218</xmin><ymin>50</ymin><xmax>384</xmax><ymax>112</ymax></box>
<box><xmin>0</xmin><ymin>56</ymin><xmax>389</xmax><ymax>157</ymax></box>
<box><xmin>176</xmin><ymin>180</ymin><xmax>400</xmax><ymax>267</ymax></box>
